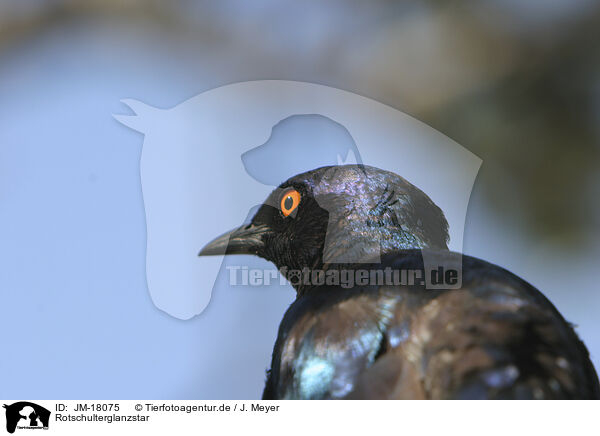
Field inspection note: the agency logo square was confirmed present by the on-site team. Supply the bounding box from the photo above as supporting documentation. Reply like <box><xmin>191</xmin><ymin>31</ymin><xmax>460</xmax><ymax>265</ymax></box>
<box><xmin>3</xmin><ymin>403</ymin><xmax>50</xmax><ymax>434</ymax></box>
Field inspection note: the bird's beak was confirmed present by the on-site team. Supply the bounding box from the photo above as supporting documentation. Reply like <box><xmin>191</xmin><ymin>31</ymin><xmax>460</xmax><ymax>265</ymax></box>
<box><xmin>198</xmin><ymin>223</ymin><xmax>269</xmax><ymax>256</ymax></box>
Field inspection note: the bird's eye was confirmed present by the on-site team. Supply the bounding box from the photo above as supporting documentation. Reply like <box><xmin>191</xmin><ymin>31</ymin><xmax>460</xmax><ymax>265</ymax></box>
<box><xmin>280</xmin><ymin>189</ymin><xmax>301</xmax><ymax>217</ymax></box>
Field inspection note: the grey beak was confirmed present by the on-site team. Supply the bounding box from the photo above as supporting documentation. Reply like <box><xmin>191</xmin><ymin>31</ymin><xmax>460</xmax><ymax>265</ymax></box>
<box><xmin>198</xmin><ymin>223</ymin><xmax>269</xmax><ymax>256</ymax></box>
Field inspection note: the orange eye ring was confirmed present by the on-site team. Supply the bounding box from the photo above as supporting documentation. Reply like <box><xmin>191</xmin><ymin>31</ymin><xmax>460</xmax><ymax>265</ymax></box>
<box><xmin>280</xmin><ymin>189</ymin><xmax>301</xmax><ymax>217</ymax></box>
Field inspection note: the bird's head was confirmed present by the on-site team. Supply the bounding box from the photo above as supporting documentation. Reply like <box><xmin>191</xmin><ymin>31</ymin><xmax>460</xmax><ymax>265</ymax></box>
<box><xmin>199</xmin><ymin>165</ymin><xmax>449</xmax><ymax>289</ymax></box>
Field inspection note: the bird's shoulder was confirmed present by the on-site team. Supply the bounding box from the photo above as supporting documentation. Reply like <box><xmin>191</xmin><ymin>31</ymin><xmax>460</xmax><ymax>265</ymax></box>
<box><xmin>264</xmin><ymin>250</ymin><xmax>600</xmax><ymax>399</ymax></box>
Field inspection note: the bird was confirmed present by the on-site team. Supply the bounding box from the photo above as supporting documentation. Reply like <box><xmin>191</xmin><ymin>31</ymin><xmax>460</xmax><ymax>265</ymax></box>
<box><xmin>198</xmin><ymin>164</ymin><xmax>600</xmax><ymax>399</ymax></box>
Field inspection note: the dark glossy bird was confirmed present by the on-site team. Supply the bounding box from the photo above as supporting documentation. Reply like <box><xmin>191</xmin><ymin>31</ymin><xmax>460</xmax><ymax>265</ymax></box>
<box><xmin>199</xmin><ymin>165</ymin><xmax>600</xmax><ymax>399</ymax></box>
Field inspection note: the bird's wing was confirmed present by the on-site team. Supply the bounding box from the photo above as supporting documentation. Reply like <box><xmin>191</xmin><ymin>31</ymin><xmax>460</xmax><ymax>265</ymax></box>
<box><xmin>265</xmin><ymin>252</ymin><xmax>599</xmax><ymax>399</ymax></box>
<box><xmin>347</xmin><ymin>276</ymin><xmax>598</xmax><ymax>399</ymax></box>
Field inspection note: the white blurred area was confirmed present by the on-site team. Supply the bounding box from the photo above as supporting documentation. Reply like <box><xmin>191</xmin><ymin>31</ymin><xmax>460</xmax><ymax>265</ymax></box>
<box><xmin>0</xmin><ymin>0</ymin><xmax>599</xmax><ymax>398</ymax></box>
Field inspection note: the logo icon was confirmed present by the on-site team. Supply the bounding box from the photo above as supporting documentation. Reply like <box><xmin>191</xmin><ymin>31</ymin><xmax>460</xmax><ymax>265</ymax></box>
<box><xmin>3</xmin><ymin>402</ymin><xmax>50</xmax><ymax>434</ymax></box>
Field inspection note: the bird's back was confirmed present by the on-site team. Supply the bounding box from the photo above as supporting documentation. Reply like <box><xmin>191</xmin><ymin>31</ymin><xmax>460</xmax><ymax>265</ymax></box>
<box><xmin>263</xmin><ymin>250</ymin><xmax>600</xmax><ymax>399</ymax></box>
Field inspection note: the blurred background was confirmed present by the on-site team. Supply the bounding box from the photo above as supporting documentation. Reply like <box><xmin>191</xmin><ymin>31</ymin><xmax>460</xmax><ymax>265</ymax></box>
<box><xmin>0</xmin><ymin>0</ymin><xmax>599</xmax><ymax>398</ymax></box>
